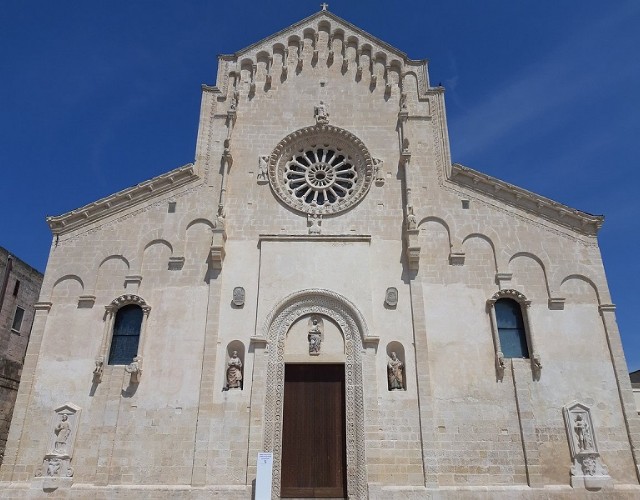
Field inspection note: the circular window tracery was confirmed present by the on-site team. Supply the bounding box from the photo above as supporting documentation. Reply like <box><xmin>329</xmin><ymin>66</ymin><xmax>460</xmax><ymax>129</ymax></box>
<box><xmin>285</xmin><ymin>146</ymin><xmax>357</xmax><ymax>207</ymax></box>
<box><xmin>269</xmin><ymin>125</ymin><xmax>374</xmax><ymax>215</ymax></box>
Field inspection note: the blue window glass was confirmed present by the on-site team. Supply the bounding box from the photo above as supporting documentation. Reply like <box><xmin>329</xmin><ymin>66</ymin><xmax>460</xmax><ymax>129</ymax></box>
<box><xmin>108</xmin><ymin>304</ymin><xmax>143</xmax><ymax>365</ymax></box>
<box><xmin>495</xmin><ymin>298</ymin><xmax>529</xmax><ymax>358</ymax></box>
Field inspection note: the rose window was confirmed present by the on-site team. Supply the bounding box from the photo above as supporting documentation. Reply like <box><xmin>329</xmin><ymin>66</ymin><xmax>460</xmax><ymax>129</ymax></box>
<box><xmin>285</xmin><ymin>147</ymin><xmax>357</xmax><ymax>207</ymax></box>
<box><xmin>268</xmin><ymin>125</ymin><xmax>374</xmax><ymax>215</ymax></box>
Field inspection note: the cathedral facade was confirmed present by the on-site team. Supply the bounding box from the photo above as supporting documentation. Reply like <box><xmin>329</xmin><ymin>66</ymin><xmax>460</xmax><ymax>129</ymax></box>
<box><xmin>2</xmin><ymin>8</ymin><xmax>639</xmax><ymax>499</ymax></box>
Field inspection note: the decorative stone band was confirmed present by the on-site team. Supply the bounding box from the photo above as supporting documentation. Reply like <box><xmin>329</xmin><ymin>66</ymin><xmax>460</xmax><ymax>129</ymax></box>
<box><xmin>268</xmin><ymin>124</ymin><xmax>374</xmax><ymax>215</ymax></box>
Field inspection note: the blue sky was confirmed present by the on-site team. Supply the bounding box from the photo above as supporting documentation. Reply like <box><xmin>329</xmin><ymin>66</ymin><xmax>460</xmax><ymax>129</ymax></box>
<box><xmin>1</xmin><ymin>1</ymin><xmax>639</xmax><ymax>369</ymax></box>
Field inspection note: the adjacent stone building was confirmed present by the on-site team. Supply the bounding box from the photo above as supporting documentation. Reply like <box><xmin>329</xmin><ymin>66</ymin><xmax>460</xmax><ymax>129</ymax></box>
<box><xmin>2</xmin><ymin>8</ymin><xmax>639</xmax><ymax>499</ymax></box>
<box><xmin>0</xmin><ymin>247</ymin><xmax>43</xmax><ymax>465</ymax></box>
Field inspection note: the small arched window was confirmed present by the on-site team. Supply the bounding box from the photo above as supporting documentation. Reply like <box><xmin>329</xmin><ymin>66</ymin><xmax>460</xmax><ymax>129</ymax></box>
<box><xmin>108</xmin><ymin>304</ymin><xmax>143</xmax><ymax>365</ymax></box>
<box><xmin>495</xmin><ymin>298</ymin><xmax>529</xmax><ymax>358</ymax></box>
<box><xmin>487</xmin><ymin>289</ymin><xmax>541</xmax><ymax>380</ymax></box>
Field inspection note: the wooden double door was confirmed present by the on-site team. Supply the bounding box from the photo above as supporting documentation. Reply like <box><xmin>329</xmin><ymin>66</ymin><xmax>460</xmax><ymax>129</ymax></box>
<box><xmin>281</xmin><ymin>364</ymin><xmax>347</xmax><ymax>498</ymax></box>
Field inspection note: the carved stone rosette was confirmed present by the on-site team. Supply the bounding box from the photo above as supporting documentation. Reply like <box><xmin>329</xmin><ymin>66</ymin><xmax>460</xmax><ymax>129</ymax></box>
<box><xmin>563</xmin><ymin>401</ymin><xmax>612</xmax><ymax>490</ymax></box>
<box><xmin>268</xmin><ymin>124</ymin><xmax>374</xmax><ymax>216</ymax></box>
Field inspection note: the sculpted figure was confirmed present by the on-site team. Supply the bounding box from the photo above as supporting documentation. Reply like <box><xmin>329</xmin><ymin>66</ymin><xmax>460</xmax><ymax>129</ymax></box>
<box><xmin>125</xmin><ymin>356</ymin><xmax>142</xmax><ymax>384</ymax></box>
<box><xmin>399</xmin><ymin>92</ymin><xmax>408</xmax><ymax>111</ymax></box>
<box><xmin>54</xmin><ymin>415</ymin><xmax>71</xmax><ymax>454</ymax></box>
<box><xmin>387</xmin><ymin>352</ymin><xmax>404</xmax><ymax>390</ymax></box>
<box><xmin>257</xmin><ymin>155</ymin><xmax>269</xmax><ymax>182</ymax></box>
<box><xmin>314</xmin><ymin>100</ymin><xmax>329</xmax><ymax>124</ymax></box>
<box><xmin>93</xmin><ymin>355</ymin><xmax>104</xmax><ymax>381</ymax></box>
<box><xmin>406</xmin><ymin>206</ymin><xmax>417</xmax><ymax>230</ymax></box>
<box><xmin>308</xmin><ymin>317</ymin><xmax>323</xmax><ymax>355</ymax></box>
<box><xmin>226</xmin><ymin>351</ymin><xmax>243</xmax><ymax>389</ymax></box>
<box><xmin>574</xmin><ymin>414</ymin><xmax>593</xmax><ymax>451</ymax></box>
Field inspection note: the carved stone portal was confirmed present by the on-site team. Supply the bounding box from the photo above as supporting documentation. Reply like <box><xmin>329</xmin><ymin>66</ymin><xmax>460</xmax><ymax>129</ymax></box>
<box><xmin>563</xmin><ymin>401</ymin><xmax>612</xmax><ymax>490</ymax></box>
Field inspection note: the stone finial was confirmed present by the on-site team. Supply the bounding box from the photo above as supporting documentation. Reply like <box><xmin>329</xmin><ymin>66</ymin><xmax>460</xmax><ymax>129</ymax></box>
<box><xmin>320</xmin><ymin>2</ymin><xmax>329</xmax><ymax>11</ymax></box>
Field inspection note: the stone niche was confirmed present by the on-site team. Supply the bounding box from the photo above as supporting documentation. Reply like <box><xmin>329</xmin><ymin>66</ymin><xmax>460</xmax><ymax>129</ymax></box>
<box><xmin>563</xmin><ymin>401</ymin><xmax>612</xmax><ymax>490</ymax></box>
<box><xmin>284</xmin><ymin>313</ymin><xmax>345</xmax><ymax>363</ymax></box>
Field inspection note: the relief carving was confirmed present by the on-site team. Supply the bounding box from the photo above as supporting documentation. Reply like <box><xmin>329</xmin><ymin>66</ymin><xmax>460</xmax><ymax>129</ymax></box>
<box><xmin>232</xmin><ymin>287</ymin><xmax>245</xmax><ymax>307</ymax></box>
<box><xmin>384</xmin><ymin>287</ymin><xmax>398</xmax><ymax>308</ymax></box>
<box><xmin>257</xmin><ymin>155</ymin><xmax>269</xmax><ymax>183</ymax></box>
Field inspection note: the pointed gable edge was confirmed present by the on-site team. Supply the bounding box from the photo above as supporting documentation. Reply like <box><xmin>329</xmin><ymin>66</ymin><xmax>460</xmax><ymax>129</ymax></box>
<box><xmin>450</xmin><ymin>163</ymin><xmax>604</xmax><ymax>237</ymax></box>
<box><xmin>46</xmin><ymin>163</ymin><xmax>197</xmax><ymax>235</ymax></box>
<box><xmin>222</xmin><ymin>10</ymin><xmax>426</xmax><ymax>66</ymax></box>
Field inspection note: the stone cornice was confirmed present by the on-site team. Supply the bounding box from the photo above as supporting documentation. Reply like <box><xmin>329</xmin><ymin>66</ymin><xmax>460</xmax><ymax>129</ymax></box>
<box><xmin>449</xmin><ymin>163</ymin><xmax>604</xmax><ymax>236</ymax></box>
<box><xmin>46</xmin><ymin>164</ymin><xmax>198</xmax><ymax>235</ymax></box>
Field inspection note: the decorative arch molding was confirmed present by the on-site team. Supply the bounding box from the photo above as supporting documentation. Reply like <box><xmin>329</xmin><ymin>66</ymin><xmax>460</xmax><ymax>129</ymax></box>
<box><xmin>105</xmin><ymin>293</ymin><xmax>150</xmax><ymax>314</ymax></box>
<box><xmin>259</xmin><ymin>288</ymin><xmax>371</xmax><ymax>499</ymax></box>
<box><xmin>487</xmin><ymin>288</ymin><xmax>530</xmax><ymax>307</ymax></box>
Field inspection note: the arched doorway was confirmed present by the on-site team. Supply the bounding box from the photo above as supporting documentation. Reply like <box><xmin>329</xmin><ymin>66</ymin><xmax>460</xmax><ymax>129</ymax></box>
<box><xmin>260</xmin><ymin>289</ymin><xmax>369</xmax><ymax>498</ymax></box>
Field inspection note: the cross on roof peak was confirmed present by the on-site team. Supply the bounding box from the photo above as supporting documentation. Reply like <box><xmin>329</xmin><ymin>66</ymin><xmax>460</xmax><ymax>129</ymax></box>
<box><xmin>320</xmin><ymin>3</ymin><xmax>329</xmax><ymax>11</ymax></box>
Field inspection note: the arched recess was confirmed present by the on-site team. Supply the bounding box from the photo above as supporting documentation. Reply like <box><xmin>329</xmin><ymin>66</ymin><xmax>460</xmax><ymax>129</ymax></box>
<box><xmin>260</xmin><ymin>288</ymin><xmax>369</xmax><ymax>499</ymax></box>
<box><xmin>95</xmin><ymin>255</ymin><xmax>129</xmax><ymax>298</ymax></box>
<box><xmin>417</xmin><ymin>217</ymin><xmax>451</xmax><ymax>268</ymax></box>
<box><xmin>462</xmin><ymin>233</ymin><xmax>497</xmax><ymax>286</ymax></box>
<box><xmin>559</xmin><ymin>274</ymin><xmax>601</xmax><ymax>305</ymax></box>
<box><xmin>509</xmin><ymin>252</ymin><xmax>550</xmax><ymax>301</ymax></box>
<box><xmin>51</xmin><ymin>275</ymin><xmax>84</xmax><ymax>303</ymax></box>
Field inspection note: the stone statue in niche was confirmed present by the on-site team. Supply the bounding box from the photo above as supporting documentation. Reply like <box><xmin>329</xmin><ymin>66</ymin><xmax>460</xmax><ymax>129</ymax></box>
<box><xmin>387</xmin><ymin>352</ymin><xmax>404</xmax><ymax>390</ymax></box>
<box><xmin>563</xmin><ymin>401</ymin><xmax>611</xmax><ymax>489</ymax></box>
<box><xmin>257</xmin><ymin>155</ymin><xmax>269</xmax><ymax>183</ymax></box>
<box><xmin>225</xmin><ymin>351</ymin><xmax>243</xmax><ymax>390</ymax></box>
<box><xmin>38</xmin><ymin>404</ymin><xmax>81</xmax><ymax>481</ymax></box>
<box><xmin>53</xmin><ymin>415</ymin><xmax>71</xmax><ymax>454</ymax></box>
<box><xmin>314</xmin><ymin>100</ymin><xmax>329</xmax><ymax>124</ymax></box>
<box><xmin>308</xmin><ymin>316</ymin><xmax>324</xmax><ymax>355</ymax></box>
<box><xmin>125</xmin><ymin>356</ymin><xmax>142</xmax><ymax>384</ymax></box>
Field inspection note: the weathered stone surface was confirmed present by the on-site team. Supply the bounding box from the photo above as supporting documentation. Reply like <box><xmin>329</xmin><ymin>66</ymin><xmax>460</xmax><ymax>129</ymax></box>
<box><xmin>1</xmin><ymin>7</ymin><xmax>639</xmax><ymax>499</ymax></box>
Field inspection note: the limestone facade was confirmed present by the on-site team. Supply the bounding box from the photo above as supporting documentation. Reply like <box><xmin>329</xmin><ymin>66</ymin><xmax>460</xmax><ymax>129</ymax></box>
<box><xmin>2</xmin><ymin>8</ymin><xmax>639</xmax><ymax>499</ymax></box>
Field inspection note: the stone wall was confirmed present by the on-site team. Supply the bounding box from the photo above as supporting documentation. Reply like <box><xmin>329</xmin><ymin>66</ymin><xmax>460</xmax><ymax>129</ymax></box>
<box><xmin>0</xmin><ymin>247</ymin><xmax>43</xmax><ymax>464</ymax></box>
